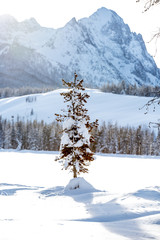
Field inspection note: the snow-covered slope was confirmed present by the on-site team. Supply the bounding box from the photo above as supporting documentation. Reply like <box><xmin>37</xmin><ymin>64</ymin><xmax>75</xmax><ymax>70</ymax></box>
<box><xmin>0</xmin><ymin>89</ymin><xmax>160</xmax><ymax>128</ymax></box>
<box><xmin>0</xmin><ymin>8</ymin><xmax>159</xmax><ymax>88</ymax></box>
<box><xmin>0</xmin><ymin>150</ymin><xmax>160</xmax><ymax>240</ymax></box>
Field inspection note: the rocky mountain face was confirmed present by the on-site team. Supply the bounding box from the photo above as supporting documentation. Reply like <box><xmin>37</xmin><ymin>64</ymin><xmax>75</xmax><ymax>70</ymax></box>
<box><xmin>0</xmin><ymin>8</ymin><xmax>159</xmax><ymax>88</ymax></box>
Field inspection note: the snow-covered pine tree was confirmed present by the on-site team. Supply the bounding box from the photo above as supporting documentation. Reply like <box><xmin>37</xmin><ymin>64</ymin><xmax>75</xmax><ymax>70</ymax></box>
<box><xmin>55</xmin><ymin>73</ymin><xmax>98</xmax><ymax>178</ymax></box>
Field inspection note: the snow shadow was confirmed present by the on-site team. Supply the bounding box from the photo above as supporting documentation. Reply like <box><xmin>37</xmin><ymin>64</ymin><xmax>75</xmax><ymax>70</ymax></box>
<box><xmin>0</xmin><ymin>183</ymin><xmax>40</xmax><ymax>196</ymax></box>
<box><xmin>39</xmin><ymin>186</ymin><xmax>65</xmax><ymax>197</ymax></box>
<box><xmin>38</xmin><ymin>180</ymin><xmax>160</xmax><ymax>239</ymax></box>
<box><xmin>154</xmin><ymin>220</ymin><xmax>160</xmax><ymax>225</ymax></box>
<box><xmin>67</xmin><ymin>184</ymin><xmax>159</xmax><ymax>240</ymax></box>
<box><xmin>133</xmin><ymin>187</ymin><xmax>160</xmax><ymax>201</ymax></box>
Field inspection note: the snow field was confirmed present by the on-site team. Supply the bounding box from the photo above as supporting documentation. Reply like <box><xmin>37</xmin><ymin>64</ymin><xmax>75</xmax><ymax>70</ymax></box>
<box><xmin>0</xmin><ymin>150</ymin><xmax>160</xmax><ymax>240</ymax></box>
<box><xmin>0</xmin><ymin>89</ymin><xmax>160</xmax><ymax>128</ymax></box>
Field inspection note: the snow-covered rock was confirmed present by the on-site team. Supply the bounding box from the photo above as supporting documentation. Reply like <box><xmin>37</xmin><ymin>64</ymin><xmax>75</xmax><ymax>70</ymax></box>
<box><xmin>0</xmin><ymin>7</ymin><xmax>159</xmax><ymax>88</ymax></box>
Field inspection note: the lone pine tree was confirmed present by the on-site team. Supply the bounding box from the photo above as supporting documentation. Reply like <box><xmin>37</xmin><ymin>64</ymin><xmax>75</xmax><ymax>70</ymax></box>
<box><xmin>55</xmin><ymin>73</ymin><xmax>98</xmax><ymax>178</ymax></box>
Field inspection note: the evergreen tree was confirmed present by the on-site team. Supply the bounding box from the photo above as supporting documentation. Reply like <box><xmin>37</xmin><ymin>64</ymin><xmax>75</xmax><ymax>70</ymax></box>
<box><xmin>28</xmin><ymin>120</ymin><xmax>39</xmax><ymax>150</ymax></box>
<box><xmin>0</xmin><ymin>116</ymin><xmax>4</xmax><ymax>149</ymax></box>
<box><xmin>50</xmin><ymin>122</ymin><xmax>62</xmax><ymax>151</ymax></box>
<box><xmin>3</xmin><ymin>120</ymin><xmax>11</xmax><ymax>149</ymax></box>
<box><xmin>55</xmin><ymin>73</ymin><xmax>98</xmax><ymax>178</ymax></box>
<box><xmin>11</xmin><ymin>116</ymin><xmax>18</xmax><ymax>149</ymax></box>
<box><xmin>15</xmin><ymin>117</ymin><xmax>23</xmax><ymax>150</ymax></box>
<box><xmin>135</xmin><ymin>126</ymin><xmax>143</xmax><ymax>155</ymax></box>
<box><xmin>95</xmin><ymin>122</ymin><xmax>107</xmax><ymax>153</ymax></box>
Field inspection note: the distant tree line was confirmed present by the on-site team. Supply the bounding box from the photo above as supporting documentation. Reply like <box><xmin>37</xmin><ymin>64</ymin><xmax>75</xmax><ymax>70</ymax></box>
<box><xmin>1</xmin><ymin>83</ymin><xmax>160</xmax><ymax>99</ymax></box>
<box><xmin>0</xmin><ymin>117</ymin><xmax>62</xmax><ymax>151</ymax></box>
<box><xmin>91</xmin><ymin>122</ymin><xmax>160</xmax><ymax>155</ymax></box>
<box><xmin>0</xmin><ymin>116</ymin><xmax>160</xmax><ymax>155</ymax></box>
<box><xmin>100</xmin><ymin>81</ymin><xmax>160</xmax><ymax>97</ymax></box>
<box><xmin>0</xmin><ymin>87</ymin><xmax>55</xmax><ymax>99</ymax></box>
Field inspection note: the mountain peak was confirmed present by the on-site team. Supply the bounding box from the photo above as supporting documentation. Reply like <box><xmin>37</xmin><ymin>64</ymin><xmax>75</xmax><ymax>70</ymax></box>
<box><xmin>65</xmin><ymin>17</ymin><xmax>77</xmax><ymax>27</ymax></box>
<box><xmin>0</xmin><ymin>14</ymin><xmax>17</xmax><ymax>26</ymax></box>
<box><xmin>20</xmin><ymin>17</ymin><xmax>41</xmax><ymax>31</ymax></box>
<box><xmin>24</xmin><ymin>17</ymin><xmax>40</xmax><ymax>26</ymax></box>
<box><xmin>80</xmin><ymin>7</ymin><xmax>116</xmax><ymax>29</ymax></box>
<box><xmin>96</xmin><ymin>7</ymin><xmax>111</xmax><ymax>14</ymax></box>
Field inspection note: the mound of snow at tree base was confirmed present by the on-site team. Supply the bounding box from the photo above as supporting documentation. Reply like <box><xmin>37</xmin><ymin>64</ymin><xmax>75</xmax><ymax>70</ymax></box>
<box><xmin>0</xmin><ymin>89</ymin><xmax>160</xmax><ymax>127</ymax></box>
<box><xmin>64</xmin><ymin>177</ymin><xmax>98</xmax><ymax>193</ymax></box>
<box><xmin>0</xmin><ymin>150</ymin><xmax>160</xmax><ymax>240</ymax></box>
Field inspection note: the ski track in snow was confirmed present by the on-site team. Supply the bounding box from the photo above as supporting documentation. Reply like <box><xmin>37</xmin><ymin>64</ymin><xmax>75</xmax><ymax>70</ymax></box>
<box><xmin>0</xmin><ymin>150</ymin><xmax>160</xmax><ymax>240</ymax></box>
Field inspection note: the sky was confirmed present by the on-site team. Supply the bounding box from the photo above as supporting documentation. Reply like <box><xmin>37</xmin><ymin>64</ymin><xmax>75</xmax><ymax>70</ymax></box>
<box><xmin>0</xmin><ymin>0</ymin><xmax>160</xmax><ymax>66</ymax></box>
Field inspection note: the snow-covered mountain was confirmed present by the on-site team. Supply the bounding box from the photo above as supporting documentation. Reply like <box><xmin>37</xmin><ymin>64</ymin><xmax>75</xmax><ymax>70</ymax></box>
<box><xmin>0</xmin><ymin>8</ymin><xmax>160</xmax><ymax>88</ymax></box>
<box><xmin>0</xmin><ymin>89</ymin><xmax>160</xmax><ymax>128</ymax></box>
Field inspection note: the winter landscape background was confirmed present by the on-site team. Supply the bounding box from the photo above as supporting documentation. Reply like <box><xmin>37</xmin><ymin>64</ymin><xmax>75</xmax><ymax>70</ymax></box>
<box><xmin>0</xmin><ymin>7</ymin><xmax>160</xmax><ymax>88</ymax></box>
<box><xmin>0</xmin><ymin>5</ymin><xmax>160</xmax><ymax>240</ymax></box>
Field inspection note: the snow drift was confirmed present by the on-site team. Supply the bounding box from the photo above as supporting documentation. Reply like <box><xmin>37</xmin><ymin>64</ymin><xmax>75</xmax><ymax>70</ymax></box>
<box><xmin>0</xmin><ymin>150</ymin><xmax>160</xmax><ymax>240</ymax></box>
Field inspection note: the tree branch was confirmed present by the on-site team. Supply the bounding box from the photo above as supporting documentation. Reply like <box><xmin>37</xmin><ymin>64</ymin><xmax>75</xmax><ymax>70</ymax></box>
<box><xmin>136</xmin><ymin>0</ymin><xmax>160</xmax><ymax>11</ymax></box>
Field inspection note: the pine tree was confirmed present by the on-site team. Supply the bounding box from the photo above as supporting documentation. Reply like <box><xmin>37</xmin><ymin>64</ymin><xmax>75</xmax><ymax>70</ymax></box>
<box><xmin>15</xmin><ymin>117</ymin><xmax>23</xmax><ymax>150</ymax></box>
<box><xmin>55</xmin><ymin>73</ymin><xmax>98</xmax><ymax>178</ymax></box>
<box><xmin>0</xmin><ymin>116</ymin><xmax>4</xmax><ymax>149</ymax></box>
<box><xmin>11</xmin><ymin>116</ymin><xmax>18</xmax><ymax>149</ymax></box>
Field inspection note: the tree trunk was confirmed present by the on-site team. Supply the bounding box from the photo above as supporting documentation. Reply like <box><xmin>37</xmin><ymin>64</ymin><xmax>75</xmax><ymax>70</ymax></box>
<box><xmin>73</xmin><ymin>165</ymin><xmax>77</xmax><ymax>178</ymax></box>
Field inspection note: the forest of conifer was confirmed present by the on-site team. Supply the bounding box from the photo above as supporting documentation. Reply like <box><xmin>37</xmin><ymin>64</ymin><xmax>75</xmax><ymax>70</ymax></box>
<box><xmin>0</xmin><ymin>117</ymin><xmax>160</xmax><ymax>155</ymax></box>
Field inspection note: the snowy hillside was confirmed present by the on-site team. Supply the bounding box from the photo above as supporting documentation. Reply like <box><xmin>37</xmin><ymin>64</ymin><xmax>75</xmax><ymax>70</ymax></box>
<box><xmin>0</xmin><ymin>89</ymin><xmax>160</xmax><ymax>128</ymax></box>
<box><xmin>0</xmin><ymin>150</ymin><xmax>160</xmax><ymax>240</ymax></box>
<box><xmin>0</xmin><ymin>7</ymin><xmax>159</xmax><ymax>88</ymax></box>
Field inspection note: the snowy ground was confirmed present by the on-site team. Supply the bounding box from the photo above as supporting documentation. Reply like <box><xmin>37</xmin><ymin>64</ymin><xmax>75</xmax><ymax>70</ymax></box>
<box><xmin>0</xmin><ymin>150</ymin><xmax>160</xmax><ymax>240</ymax></box>
<box><xmin>0</xmin><ymin>89</ymin><xmax>160</xmax><ymax>127</ymax></box>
